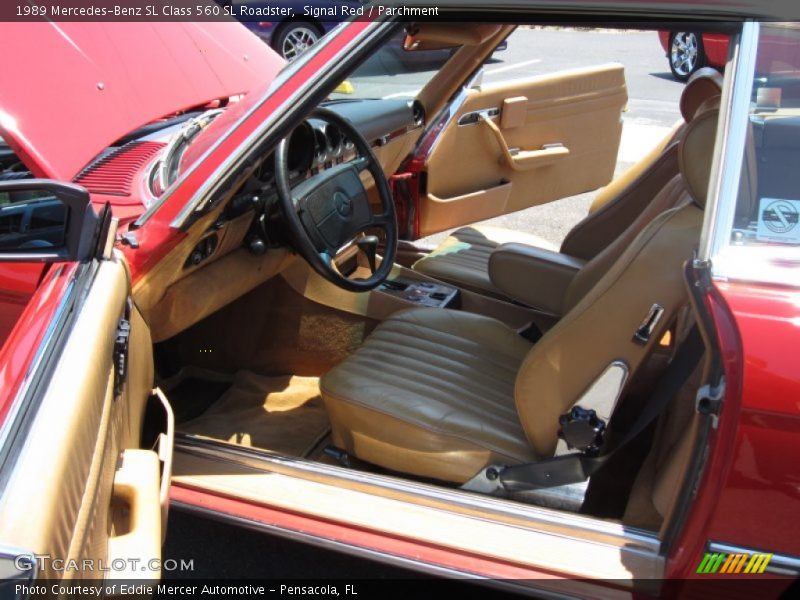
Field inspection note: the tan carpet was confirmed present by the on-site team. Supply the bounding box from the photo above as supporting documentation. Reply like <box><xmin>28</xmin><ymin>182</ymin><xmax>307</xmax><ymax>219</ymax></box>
<box><xmin>179</xmin><ymin>371</ymin><xmax>330</xmax><ymax>457</ymax></box>
<box><xmin>155</xmin><ymin>277</ymin><xmax>377</xmax><ymax>378</ymax></box>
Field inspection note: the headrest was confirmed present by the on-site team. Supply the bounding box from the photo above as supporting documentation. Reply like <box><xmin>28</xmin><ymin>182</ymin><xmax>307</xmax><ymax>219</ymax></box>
<box><xmin>680</xmin><ymin>67</ymin><xmax>724</xmax><ymax>123</ymax></box>
<box><xmin>678</xmin><ymin>96</ymin><xmax>720</xmax><ymax>209</ymax></box>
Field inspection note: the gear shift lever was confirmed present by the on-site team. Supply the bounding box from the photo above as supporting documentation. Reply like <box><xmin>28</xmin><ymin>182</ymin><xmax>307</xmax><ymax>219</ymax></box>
<box><xmin>357</xmin><ymin>235</ymin><xmax>379</xmax><ymax>274</ymax></box>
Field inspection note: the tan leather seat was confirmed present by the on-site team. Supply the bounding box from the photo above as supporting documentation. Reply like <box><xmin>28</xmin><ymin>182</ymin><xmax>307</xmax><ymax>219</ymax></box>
<box><xmin>320</xmin><ymin>100</ymin><xmax>718</xmax><ymax>484</ymax></box>
<box><xmin>412</xmin><ymin>68</ymin><xmax>723</xmax><ymax>299</ymax></box>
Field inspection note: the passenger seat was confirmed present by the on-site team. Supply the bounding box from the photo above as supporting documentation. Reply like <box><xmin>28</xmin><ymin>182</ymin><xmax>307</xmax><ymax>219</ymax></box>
<box><xmin>412</xmin><ymin>68</ymin><xmax>723</xmax><ymax>300</ymax></box>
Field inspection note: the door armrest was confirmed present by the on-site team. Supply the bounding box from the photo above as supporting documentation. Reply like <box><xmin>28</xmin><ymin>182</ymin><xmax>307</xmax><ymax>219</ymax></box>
<box><xmin>489</xmin><ymin>243</ymin><xmax>585</xmax><ymax>316</ymax></box>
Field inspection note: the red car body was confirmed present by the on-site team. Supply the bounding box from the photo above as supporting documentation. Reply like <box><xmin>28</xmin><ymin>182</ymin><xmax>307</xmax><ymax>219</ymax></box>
<box><xmin>658</xmin><ymin>30</ymin><xmax>730</xmax><ymax>72</ymax></box>
<box><xmin>659</xmin><ymin>29</ymin><xmax>800</xmax><ymax>78</ymax></box>
<box><xmin>0</xmin><ymin>4</ymin><xmax>798</xmax><ymax>594</ymax></box>
<box><xmin>127</xmin><ymin>20</ymin><xmax>800</xmax><ymax>585</ymax></box>
<box><xmin>0</xmin><ymin>21</ymin><xmax>283</xmax><ymax>343</ymax></box>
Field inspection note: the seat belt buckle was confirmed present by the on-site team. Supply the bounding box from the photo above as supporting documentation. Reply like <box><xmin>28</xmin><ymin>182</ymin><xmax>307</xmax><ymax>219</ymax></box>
<box><xmin>558</xmin><ymin>406</ymin><xmax>606</xmax><ymax>456</ymax></box>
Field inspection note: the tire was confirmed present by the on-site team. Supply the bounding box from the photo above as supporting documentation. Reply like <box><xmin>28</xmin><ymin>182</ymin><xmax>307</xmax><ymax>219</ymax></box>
<box><xmin>272</xmin><ymin>22</ymin><xmax>321</xmax><ymax>61</ymax></box>
<box><xmin>668</xmin><ymin>32</ymin><xmax>706</xmax><ymax>82</ymax></box>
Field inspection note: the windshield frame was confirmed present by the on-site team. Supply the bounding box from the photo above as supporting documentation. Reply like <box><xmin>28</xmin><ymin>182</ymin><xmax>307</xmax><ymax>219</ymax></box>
<box><xmin>132</xmin><ymin>18</ymin><xmax>378</xmax><ymax>230</ymax></box>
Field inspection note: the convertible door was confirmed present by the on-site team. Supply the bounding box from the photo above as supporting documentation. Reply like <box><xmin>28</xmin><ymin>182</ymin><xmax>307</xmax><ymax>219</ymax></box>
<box><xmin>416</xmin><ymin>64</ymin><xmax>628</xmax><ymax>236</ymax></box>
<box><xmin>0</xmin><ymin>183</ymin><xmax>168</xmax><ymax>584</ymax></box>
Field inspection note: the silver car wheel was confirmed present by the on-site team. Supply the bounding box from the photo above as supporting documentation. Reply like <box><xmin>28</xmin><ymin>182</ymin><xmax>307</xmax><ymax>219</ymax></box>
<box><xmin>670</xmin><ymin>32</ymin><xmax>700</xmax><ymax>78</ymax></box>
<box><xmin>281</xmin><ymin>26</ymin><xmax>320</xmax><ymax>61</ymax></box>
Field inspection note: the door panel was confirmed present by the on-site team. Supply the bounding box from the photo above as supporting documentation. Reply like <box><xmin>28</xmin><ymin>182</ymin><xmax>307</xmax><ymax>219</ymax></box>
<box><xmin>0</xmin><ymin>256</ymin><xmax>163</xmax><ymax>580</ymax></box>
<box><xmin>420</xmin><ymin>63</ymin><xmax>628</xmax><ymax>236</ymax></box>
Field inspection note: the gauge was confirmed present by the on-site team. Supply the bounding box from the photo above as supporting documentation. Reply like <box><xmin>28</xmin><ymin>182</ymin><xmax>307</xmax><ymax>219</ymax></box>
<box><xmin>312</xmin><ymin>126</ymin><xmax>327</xmax><ymax>164</ymax></box>
<box><xmin>287</xmin><ymin>121</ymin><xmax>314</xmax><ymax>172</ymax></box>
<box><xmin>325</xmin><ymin>124</ymin><xmax>343</xmax><ymax>158</ymax></box>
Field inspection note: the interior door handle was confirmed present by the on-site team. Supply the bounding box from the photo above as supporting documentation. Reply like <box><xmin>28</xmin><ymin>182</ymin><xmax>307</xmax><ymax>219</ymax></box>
<box><xmin>458</xmin><ymin>107</ymin><xmax>501</xmax><ymax>126</ymax></box>
<box><xmin>153</xmin><ymin>387</ymin><xmax>175</xmax><ymax>542</ymax></box>
<box><xmin>480</xmin><ymin>114</ymin><xmax>570</xmax><ymax>171</ymax></box>
<box><xmin>107</xmin><ymin>449</ymin><xmax>162</xmax><ymax>580</ymax></box>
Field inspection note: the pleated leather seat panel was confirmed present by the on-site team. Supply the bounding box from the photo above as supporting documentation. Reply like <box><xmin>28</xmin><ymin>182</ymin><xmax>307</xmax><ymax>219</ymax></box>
<box><xmin>320</xmin><ymin>308</ymin><xmax>537</xmax><ymax>482</ymax></box>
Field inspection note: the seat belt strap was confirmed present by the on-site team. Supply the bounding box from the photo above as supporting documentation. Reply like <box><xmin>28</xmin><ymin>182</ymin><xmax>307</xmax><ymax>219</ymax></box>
<box><xmin>463</xmin><ymin>326</ymin><xmax>705</xmax><ymax>494</ymax></box>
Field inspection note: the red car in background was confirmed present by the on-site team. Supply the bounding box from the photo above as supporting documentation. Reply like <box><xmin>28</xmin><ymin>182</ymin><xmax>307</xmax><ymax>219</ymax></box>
<box><xmin>659</xmin><ymin>30</ymin><xmax>730</xmax><ymax>80</ymax></box>
<box><xmin>660</xmin><ymin>28</ymin><xmax>800</xmax><ymax>81</ymax></box>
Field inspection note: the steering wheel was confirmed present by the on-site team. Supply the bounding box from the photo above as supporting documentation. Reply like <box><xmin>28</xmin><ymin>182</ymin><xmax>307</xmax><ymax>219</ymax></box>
<box><xmin>275</xmin><ymin>107</ymin><xmax>398</xmax><ymax>292</ymax></box>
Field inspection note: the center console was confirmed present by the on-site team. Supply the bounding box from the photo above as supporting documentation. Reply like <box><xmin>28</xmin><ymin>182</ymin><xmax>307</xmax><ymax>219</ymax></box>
<box><xmin>379</xmin><ymin>278</ymin><xmax>459</xmax><ymax>308</ymax></box>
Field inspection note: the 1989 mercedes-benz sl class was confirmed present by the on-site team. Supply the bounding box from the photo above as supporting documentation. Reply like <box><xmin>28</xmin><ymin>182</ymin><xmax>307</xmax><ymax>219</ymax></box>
<box><xmin>0</xmin><ymin>1</ymin><xmax>798</xmax><ymax>597</ymax></box>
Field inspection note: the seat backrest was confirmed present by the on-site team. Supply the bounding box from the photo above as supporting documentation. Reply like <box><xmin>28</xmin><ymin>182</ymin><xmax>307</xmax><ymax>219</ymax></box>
<box><xmin>514</xmin><ymin>100</ymin><xmax>719</xmax><ymax>458</ymax></box>
<box><xmin>559</xmin><ymin>68</ymin><xmax>723</xmax><ymax>261</ymax></box>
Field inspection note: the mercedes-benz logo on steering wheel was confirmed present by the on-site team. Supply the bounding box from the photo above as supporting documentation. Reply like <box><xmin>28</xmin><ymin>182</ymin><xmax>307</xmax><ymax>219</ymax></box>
<box><xmin>333</xmin><ymin>191</ymin><xmax>353</xmax><ymax>217</ymax></box>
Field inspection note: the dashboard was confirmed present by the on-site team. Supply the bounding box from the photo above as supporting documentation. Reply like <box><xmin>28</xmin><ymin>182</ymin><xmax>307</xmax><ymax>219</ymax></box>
<box><xmin>253</xmin><ymin>98</ymin><xmax>424</xmax><ymax>185</ymax></box>
<box><xmin>183</xmin><ymin>97</ymin><xmax>425</xmax><ymax>269</ymax></box>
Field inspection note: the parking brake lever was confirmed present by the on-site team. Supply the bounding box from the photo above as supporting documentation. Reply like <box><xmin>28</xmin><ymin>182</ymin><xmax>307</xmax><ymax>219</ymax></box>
<box><xmin>357</xmin><ymin>235</ymin><xmax>379</xmax><ymax>274</ymax></box>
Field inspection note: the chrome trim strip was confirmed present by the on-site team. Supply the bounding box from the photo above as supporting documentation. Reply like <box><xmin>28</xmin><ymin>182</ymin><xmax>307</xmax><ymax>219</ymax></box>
<box><xmin>0</xmin><ymin>259</ymin><xmax>104</xmax><ymax>496</ymax></box>
<box><xmin>102</xmin><ymin>217</ymin><xmax>119</xmax><ymax>260</ymax></box>
<box><xmin>155</xmin><ymin>109</ymin><xmax>224</xmax><ymax>195</ymax></box>
<box><xmin>708</xmin><ymin>541</ymin><xmax>800</xmax><ymax>576</ymax></box>
<box><xmin>458</xmin><ymin>107</ymin><xmax>500</xmax><ymax>126</ymax></box>
<box><xmin>417</xmin><ymin>67</ymin><xmax>484</xmax><ymax>159</ymax></box>
<box><xmin>171</xmin><ymin>501</ymin><xmax>581</xmax><ymax>600</ymax></box>
<box><xmin>133</xmin><ymin>20</ymin><xmax>355</xmax><ymax>229</ymax></box>
<box><xmin>0</xmin><ymin>543</ymin><xmax>37</xmax><ymax>581</ymax></box>
<box><xmin>0</xmin><ymin>265</ymin><xmax>72</xmax><ymax>479</ymax></box>
<box><xmin>698</xmin><ymin>22</ymin><xmax>759</xmax><ymax>264</ymax></box>
<box><xmin>174</xmin><ymin>434</ymin><xmax>661</xmax><ymax>553</ymax></box>
<box><xmin>168</xmin><ymin>20</ymin><xmax>396</xmax><ymax>230</ymax></box>
<box><xmin>171</xmin><ymin>501</ymin><xmax>482</xmax><ymax>579</ymax></box>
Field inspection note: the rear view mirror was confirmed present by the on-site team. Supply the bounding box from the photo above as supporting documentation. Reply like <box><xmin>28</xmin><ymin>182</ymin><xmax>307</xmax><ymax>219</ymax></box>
<box><xmin>0</xmin><ymin>180</ymin><xmax>99</xmax><ymax>262</ymax></box>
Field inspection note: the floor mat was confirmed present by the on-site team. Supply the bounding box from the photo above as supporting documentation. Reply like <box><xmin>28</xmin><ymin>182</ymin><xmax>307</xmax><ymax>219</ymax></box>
<box><xmin>179</xmin><ymin>371</ymin><xmax>330</xmax><ymax>458</ymax></box>
<box><xmin>159</xmin><ymin>366</ymin><xmax>234</xmax><ymax>424</ymax></box>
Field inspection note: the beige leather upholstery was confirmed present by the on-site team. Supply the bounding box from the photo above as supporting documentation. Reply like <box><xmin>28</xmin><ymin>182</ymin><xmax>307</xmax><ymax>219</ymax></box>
<box><xmin>488</xmin><ymin>244</ymin><xmax>585</xmax><ymax>315</ymax></box>
<box><xmin>0</xmin><ymin>257</ymin><xmax>159</xmax><ymax>579</ymax></box>
<box><xmin>678</xmin><ymin>98</ymin><xmax>719</xmax><ymax>208</ymax></box>
<box><xmin>561</xmin><ymin>144</ymin><xmax>680</xmax><ymax>259</ymax></box>
<box><xmin>320</xmin><ymin>103</ymin><xmax>718</xmax><ymax>483</ymax></box>
<box><xmin>321</xmin><ymin>309</ymin><xmax>536</xmax><ymax>482</ymax></box>
<box><xmin>516</xmin><ymin>199</ymin><xmax>701</xmax><ymax>457</ymax></box>
<box><xmin>419</xmin><ymin>64</ymin><xmax>628</xmax><ymax>236</ymax></box>
<box><xmin>413</xmin><ymin>226</ymin><xmax>557</xmax><ymax>298</ymax></box>
<box><xmin>412</xmin><ymin>69</ymin><xmax>722</xmax><ymax>299</ymax></box>
<box><xmin>679</xmin><ymin>67</ymin><xmax>725</xmax><ymax>123</ymax></box>
<box><xmin>562</xmin><ymin>173</ymin><xmax>692</xmax><ymax>313</ymax></box>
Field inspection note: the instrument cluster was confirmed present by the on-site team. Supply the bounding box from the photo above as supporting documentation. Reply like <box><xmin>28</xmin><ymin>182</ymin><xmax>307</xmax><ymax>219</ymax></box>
<box><xmin>253</xmin><ymin>120</ymin><xmax>355</xmax><ymax>183</ymax></box>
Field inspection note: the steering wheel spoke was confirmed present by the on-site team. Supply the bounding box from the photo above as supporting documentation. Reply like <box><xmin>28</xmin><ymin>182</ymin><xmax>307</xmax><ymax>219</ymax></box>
<box><xmin>351</xmin><ymin>156</ymin><xmax>370</xmax><ymax>173</ymax></box>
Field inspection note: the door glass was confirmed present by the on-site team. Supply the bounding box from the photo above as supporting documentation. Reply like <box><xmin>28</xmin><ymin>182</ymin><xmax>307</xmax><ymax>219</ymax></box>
<box><xmin>0</xmin><ymin>189</ymin><xmax>67</xmax><ymax>251</ymax></box>
<box><xmin>730</xmin><ymin>24</ymin><xmax>800</xmax><ymax>248</ymax></box>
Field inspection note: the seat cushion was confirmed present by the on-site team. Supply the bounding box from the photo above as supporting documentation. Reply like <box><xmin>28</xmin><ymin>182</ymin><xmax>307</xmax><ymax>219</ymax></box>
<box><xmin>412</xmin><ymin>226</ymin><xmax>556</xmax><ymax>298</ymax></box>
<box><xmin>319</xmin><ymin>308</ymin><xmax>537</xmax><ymax>483</ymax></box>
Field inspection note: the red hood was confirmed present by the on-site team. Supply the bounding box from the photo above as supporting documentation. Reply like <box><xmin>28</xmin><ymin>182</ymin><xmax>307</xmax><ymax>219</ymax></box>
<box><xmin>0</xmin><ymin>21</ymin><xmax>283</xmax><ymax>181</ymax></box>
